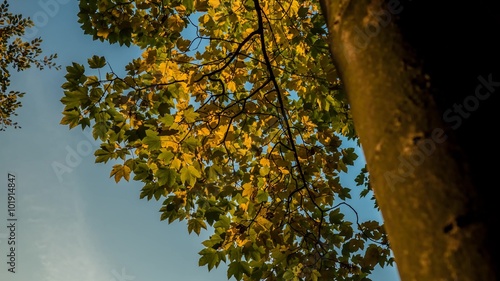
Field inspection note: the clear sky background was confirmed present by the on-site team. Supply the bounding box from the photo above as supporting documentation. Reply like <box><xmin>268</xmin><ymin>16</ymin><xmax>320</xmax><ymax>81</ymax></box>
<box><xmin>0</xmin><ymin>1</ymin><xmax>400</xmax><ymax>281</ymax></box>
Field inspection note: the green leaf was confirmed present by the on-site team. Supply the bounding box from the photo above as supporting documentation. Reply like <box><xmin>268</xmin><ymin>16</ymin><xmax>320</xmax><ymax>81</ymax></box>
<box><xmin>342</xmin><ymin>147</ymin><xmax>358</xmax><ymax>165</ymax></box>
<box><xmin>198</xmin><ymin>248</ymin><xmax>220</xmax><ymax>271</ymax></box>
<box><xmin>160</xmin><ymin>114</ymin><xmax>174</xmax><ymax>126</ymax></box>
<box><xmin>133</xmin><ymin>163</ymin><xmax>151</xmax><ymax>181</ymax></box>
<box><xmin>188</xmin><ymin>165</ymin><xmax>202</xmax><ymax>178</ymax></box>
<box><xmin>337</xmin><ymin>160</ymin><xmax>348</xmax><ymax>173</ymax></box>
<box><xmin>143</xmin><ymin>130</ymin><xmax>161</xmax><ymax>150</ymax></box>
<box><xmin>202</xmin><ymin>234</ymin><xmax>224</xmax><ymax>248</ymax></box>
<box><xmin>60</xmin><ymin>110</ymin><xmax>80</xmax><ymax>129</ymax></box>
<box><xmin>182</xmin><ymin>136</ymin><xmax>199</xmax><ymax>151</ymax></box>
<box><xmin>255</xmin><ymin>190</ymin><xmax>268</xmax><ymax>203</ymax></box>
<box><xmin>207</xmin><ymin>165</ymin><xmax>221</xmax><ymax>180</ymax></box>
<box><xmin>205</xmin><ymin>207</ymin><xmax>224</xmax><ymax>225</ymax></box>
<box><xmin>140</xmin><ymin>182</ymin><xmax>159</xmax><ymax>200</ymax></box>
<box><xmin>183</xmin><ymin>0</ymin><xmax>195</xmax><ymax>12</ymax></box>
<box><xmin>87</xmin><ymin>55</ymin><xmax>106</xmax><ymax>69</ymax></box>
<box><xmin>180</xmin><ymin>166</ymin><xmax>190</xmax><ymax>185</ymax></box>
<box><xmin>340</xmin><ymin>222</ymin><xmax>354</xmax><ymax>240</ymax></box>
<box><xmin>363</xmin><ymin>244</ymin><xmax>381</xmax><ymax>268</ymax></box>
<box><xmin>180</xmin><ymin>165</ymin><xmax>201</xmax><ymax>186</ymax></box>
<box><xmin>283</xmin><ymin>270</ymin><xmax>295</xmax><ymax>280</ymax></box>
<box><xmin>158</xmin><ymin>150</ymin><xmax>174</xmax><ymax>162</ymax></box>
<box><xmin>360</xmin><ymin>188</ymin><xmax>370</xmax><ymax>198</ymax></box>
<box><xmin>183</xmin><ymin>106</ymin><xmax>198</xmax><ymax>123</ymax></box>
<box><xmin>94</xmin><ymin>148</ymin><xmax>113</xmax><ymax>163</ymax></box>
<box><xmin>156</xmin><ymin>168</ymin><xmax>177</xmax><ymax>186</ymax></box>
<box><xmin>329</xmin><ymin>208</ymin><xmax>344</xmax><ymax>224</ymax></box>
<box><xmin>65</xmin><ymin>62</ymin><xmax>85</xmax><ymax>80</ymax></box>
<box><xmin>61</xmin><ymin>87</ymin><xmax>89</xmax><ymax>108</ymax></box>
<box><xmin>89</xmin><ymin>87</ymin><xmax>104</xmax><ymax>102</ymax></box>
<box><xmin>227</xmin><ymin>261</ymin><xmax>251</xmax><ymax>281</ymax></box>
<box><xmin>93</xmin><ymin>121</ymin><xmax>109</xmax><ymax>141</ymax></box>
<box><xmin>141</xmin><ymin>73</ymin><xmax>154</xmax><ymax>85</ymax></box>
<box><xmin>188</xmin><ymin>218</ymin><xmax>207</xmax><ymax>235</ymax></box>
<box><xmin>298</xmin><ymin>6</ymin><xmax>309</xmax><ymax>18</ymax></box>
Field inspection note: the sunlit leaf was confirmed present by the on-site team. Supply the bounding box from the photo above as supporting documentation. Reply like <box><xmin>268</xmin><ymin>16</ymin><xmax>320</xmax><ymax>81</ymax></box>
<box><xmin>110</xmin><ymin>164</ymin><xmax>131</xmax><ymax>182</ymax></box>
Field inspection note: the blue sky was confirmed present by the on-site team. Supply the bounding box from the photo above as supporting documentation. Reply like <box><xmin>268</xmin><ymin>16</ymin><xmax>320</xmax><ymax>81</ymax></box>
<box><xmin>0</xmin><ymin>1</ymin><xmax>400</xmax><ymax>280</ymax></box>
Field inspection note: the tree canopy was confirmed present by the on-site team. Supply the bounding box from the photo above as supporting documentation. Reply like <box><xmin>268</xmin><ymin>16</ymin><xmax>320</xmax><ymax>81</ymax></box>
<box><xmin>60</xmin><ymin>0</ymin><xmax>393</xmax><ymax>280</ymax></box>
<box><xmin>0</xmin><ymin>0</ymin><xmax>59</xmax><ymax>131</ymax></box>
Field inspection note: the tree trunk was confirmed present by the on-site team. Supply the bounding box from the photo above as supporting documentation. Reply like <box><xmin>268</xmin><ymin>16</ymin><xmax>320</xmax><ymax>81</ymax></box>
<box><xmin>319</xmin><ymin>1</ymin><xmax>499</xmax><ymax>280</ymax></box>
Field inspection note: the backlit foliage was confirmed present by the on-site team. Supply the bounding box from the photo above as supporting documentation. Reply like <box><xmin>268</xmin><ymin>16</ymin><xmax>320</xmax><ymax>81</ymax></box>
<box><xmin>61</xmin><ymin>0</ymin><xmax>393</xmax><ymax>280</ymax></box>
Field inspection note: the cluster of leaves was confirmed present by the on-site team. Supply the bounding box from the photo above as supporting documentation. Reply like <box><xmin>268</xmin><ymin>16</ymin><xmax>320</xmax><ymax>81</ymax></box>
<box><xmin>61</xmin><ymin>0</ymin><xmax>393</xmax><ymax>280</ymax></box>
<box><xmin>0</xmin><ymin>0</ymin><xmax>59</xmax><ymax>130</ymax></box>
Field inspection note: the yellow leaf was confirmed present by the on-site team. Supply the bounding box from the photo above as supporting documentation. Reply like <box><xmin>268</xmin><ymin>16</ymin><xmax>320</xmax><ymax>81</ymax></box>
<box><xmin>279</xmin><ymin>167</ymin><xmax>290</xmax><ymax>175</ymax></box>
<box><xmin>209</xmin><ymin>0</ymin><xmax>220</xmax><ymax>8</ymax></box>
<box><xmin>167</xmin><ymin>14</ymin><xmax>185</xmax><ymax>32</ymax></box>
<box><xmin>259</xmin><ymin>166</ymin><xmax>270</xmax><ymax>176</ymax></box>
<box><xmin>175</xmin><ymin>190</ymin><xmax>187</xmax><ymax>200</ymax></box>
<box><xmin>214</xmin><ymin>125</ymin><xmax>229</xmax><ymax>142</ymax></box>
<box><xmin>188</xmin><ymin>165</ymin><xmax>202</xmax><ymax>178</ymax></box>
<box><xmin>342</xmin><ymin>125</ymin><xmax>350</xmax><ymax>135</ymax></box>
<box><xmin>199</xmin><ymin>14</ymin><xmax>210</xmax><ymax>24</ymax></box>
<box><xmin>243</xmin><ymin>135</ymin><xmax>252</xmax><ymax>148</ymax></box>
<box><xmin>97</xmin><ymin>29</ymin><xmax>110</xmax><ymax>39</ymax></box>
<box><xmin>260</xmin><ymin>158</ymin><xmax>270</xmax><ymax>167</ymax></box>
<box><xmin>149</xmin><ymin>162</ymin><xmax>158</xmax><ymax>174</ymax></box>
<box><xmin>171</xmin><ymin>158</ymin><xmax>182</xmax><ymax>170</ymax></box>
<box><xmin>242</xmin><ymin>28</ymin><xmax>254</xmax><ymax>38</ymax></box>
<box><xmin>158</xmin><ymin>62</ymin><xmax>170</xmax><ymax>76</ymax></box>
<box><xmin>199</xmin><ymin>127</ymin><xmax>211</xmax><ymax>136</ymax></box>
<box><xmin>295</xmin><ymin>44</ymin><xmax>306</xmax><ymax>56</ymax></box>
<box><xmin>236</xmin><ymin>237</ymin><xmax>250</xmax><ymax>247</ymax></box>
<box><xmin>290</xmin><ymin>0</ymin><xmax>300</xmax><ymax>14</ymax></box>
<box><xmin>182</xmin><ymin>153</ymin><xmax>194</xmax><ymax>165</ymax></box>
<box><xmin>110</xmin><ymin>164</ymin><xmax>131</xmax><ymax>183</ymax></box>
<box><xmin>242</xmin><ymin>183</ymin><xmax>254</xmax><ymax>198</ymax></box>
<box><xmin>161</xmin><ymin>138</ymin><xmax>178</xmax><ymax>150</ymax></box>
<box><xmin>256</xmin><ymin>216</ymin><xmax>272</xmax><ymax>230</ymax></box>
<box><xmin>227</xmin><ymin>81</ymin><xmax>236</xmax><ymax>92</ymax></box>
<box><xmin>239</xmin><ymin>202</ymin><xmax>248</xmax><ymax>211</ymax></box>
<box><xmin>175</xmin><ymin>4</ymin><xmax>187</xmax><ymax>16</ymax></box>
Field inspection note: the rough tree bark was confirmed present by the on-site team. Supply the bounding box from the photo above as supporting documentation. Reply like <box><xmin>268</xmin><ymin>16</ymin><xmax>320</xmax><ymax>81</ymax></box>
<box><xmin>319</xmin><ymin>1</ymin><xmax>499</xmax><ymax>280</ymax></box>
